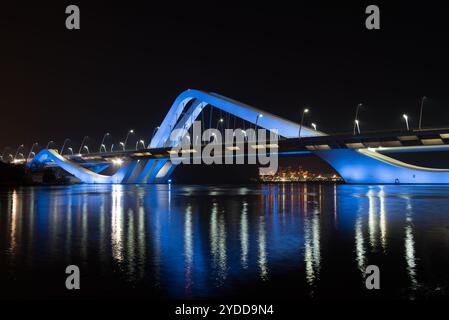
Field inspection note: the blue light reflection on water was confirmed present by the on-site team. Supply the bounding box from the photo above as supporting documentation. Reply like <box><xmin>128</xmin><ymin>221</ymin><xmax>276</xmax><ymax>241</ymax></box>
<box><xmin>0</xmin><ymin>184</ymin><xmax>448</xmax><ymax>299</ymax></box>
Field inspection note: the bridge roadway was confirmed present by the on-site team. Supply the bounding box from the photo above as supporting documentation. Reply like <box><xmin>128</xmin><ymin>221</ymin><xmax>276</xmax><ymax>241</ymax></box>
<box><xmin>68</xmin><ymin>127</ymin><xmax>449</xmax><ymax>163</ymax></box>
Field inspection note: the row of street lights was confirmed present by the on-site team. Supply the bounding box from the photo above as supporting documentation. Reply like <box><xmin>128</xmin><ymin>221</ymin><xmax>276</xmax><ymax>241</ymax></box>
<box><xmin>74</xmin><ymin>129</ymin><xmax>144</xmax><ymax>154</ymax></box>
<box><xmin>0</xmin><ymin>128</ymin><xmax>156</xmax><ymax>163</ymax></box>
<box><xmin>0</xmin><ymin>97</ymin><xmax>430</xmax><ymax>162</ymax></box>
<box><xmin>299</xmin><ymin>96</ymin><xmax>427</xmax><ymax>137</ymax></box>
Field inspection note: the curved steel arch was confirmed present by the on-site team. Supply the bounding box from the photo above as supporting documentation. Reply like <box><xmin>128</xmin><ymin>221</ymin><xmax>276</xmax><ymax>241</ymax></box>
<box><xmin>28</xmin><ymin>149</ymin><xmax>136</xmax><ymax>184</ymax></box>
<box><xmin>150</xmin><ymin>89</ymin><xmax>324</xmax><ymax>148</ymax></box>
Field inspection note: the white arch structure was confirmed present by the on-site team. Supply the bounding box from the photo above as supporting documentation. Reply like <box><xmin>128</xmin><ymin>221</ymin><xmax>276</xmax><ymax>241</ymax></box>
<box><xmin>28</xmin><ymin>89</ymin><xmax>449</xmax><ymax>184</ymax></box>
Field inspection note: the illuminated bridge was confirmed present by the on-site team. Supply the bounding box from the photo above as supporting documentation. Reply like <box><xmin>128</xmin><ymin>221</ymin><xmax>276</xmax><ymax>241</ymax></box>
<box><xmin>29</xmin><ymin>89</ymin><xmax>449</xmax><ymax>184</ymax></box>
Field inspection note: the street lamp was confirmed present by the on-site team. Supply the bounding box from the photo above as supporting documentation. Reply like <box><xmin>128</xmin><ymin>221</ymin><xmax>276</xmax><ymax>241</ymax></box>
<box><xmin>78</xmin><ymin>136</ymin><xmax>88</xmax><ymax>154</ymax></box>
<box><xmin>46</xmin><ymin>140</ymin><xmax>54</xmax><ymax>149</ymax></box>
<box><xmin>61</xmin><ymin>138</ymin><xmax>70</xmax><ymax>155</ymax></box>
<box><xmin>1</xmin><ymin>147</ymin><xmax>10</xmax><ymax>162</ymax></box>
<box><xmin>403</xmin><ymin>114</ymin><xmax>410</xmax><ymax>131</ymax></box>
<box><xmin>418</xmin><ymin>96</ymin><xmax>427</xmax><ymax>130</ymax></box>
<box><xmin>27</xmin><ymin>142</ymin><xmax>38</xmax><ymax>160</ymax></box>
<box><xmin>216</xmin><ymin>118</ymin><xmax>224</xmax><ymax>129</ymax></box>
<box><xmin>82</xmin><ymin>145</ymin><xmax>89</xmax><ymax>154</ymax></box>
<box><xmin>14</xmin><ymin>144</ymin><xmax>24</xmax><ymax>161</ymax></box>
<box><xmin>353</xmin><ymin>103</ymin><xmax>363</xmax><ymax>135</ymax></box>
<box><xmin>136</xmin><ymin>140</ymin><xmax>145</xmax><ymax>150</ymax></box>
<box><xmin>354</xmin><ymin>119</ymin><xmax>361</xmax><ymax>135</ymax></box>
<box><xmin>311</xmin><ymin>123</ymin><xmax>317</xmax><ymax>131</ymax></box>
<box><xmin>298</xmin><ymin>108</ymin><xmax>309</xmax><ymax>139</ymax></box>
<box><xmin>67</xmin><ymin>147</ymin><xmax>74</xmax><ymax>155</ymax></box>
<box><xmin>119</xmin><ymin>142</ymin><xmax>125</xmax><ymax>151</ymax></box>
<box><xmin>123</xmin><ymin>129</ymin><xmax>134</xmax><ymax>150</ymax></box>
<box><xmin>99</xmin><ymin>133</ymin><xmax>110</xmax><ymax>152</ymax></box>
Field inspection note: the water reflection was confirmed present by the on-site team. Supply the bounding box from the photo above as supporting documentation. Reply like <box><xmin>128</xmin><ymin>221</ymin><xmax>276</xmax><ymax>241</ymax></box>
<box><xmin>356</xmin><ymin>186</ymin><xmax>390</xmax><ymax>274</ymax></box>
<box><xmin>0</xmin><ymin>184</ymin><xmax>447</xmax><ymax>299</ymax></box>
<box><xmin>304</xmin><ymin>187</ymin><xmax>321</xmax><ymax>288</ymax></box>
<box><xmin>210</xmin><ymin>202</ymin><xmax>227</xmax><ymax>285</ymax></box>
<box><xmin>404</xmin><ymin>196</ymin><xmax>419</xmax><ymax>296</ymax></box>
<box><xmin>240</xmin><ymin>201</ymin><xmax>249</xmax><ymax>269</ymax></box>
<box><xmin>184</xmin><ymin>204</ymin><xmax>193</xmax><ymax>292</ymax></box>
<box><xmin>111</xmin><ymin>184</ymin><xmax>124</xmax><ymax>263</ymax></box>
<box><xmin>258</xmin><ymin>215</ymin><xmax>268</xmax><ymax>281</ymax></box>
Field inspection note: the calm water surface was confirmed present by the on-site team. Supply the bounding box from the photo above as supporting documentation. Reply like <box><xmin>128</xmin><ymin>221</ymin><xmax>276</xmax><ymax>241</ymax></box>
<box><xmin>0</xmin><ymin>184</ymin><xmax>448</xmax><ymax>300</ymax></box>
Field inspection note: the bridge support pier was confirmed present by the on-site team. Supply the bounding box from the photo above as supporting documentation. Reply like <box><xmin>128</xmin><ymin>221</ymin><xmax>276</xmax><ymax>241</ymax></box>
<box><xmin>314</xmin><ymin>148</ymin><xmax>449</xmax><ymax>184</ymax></box>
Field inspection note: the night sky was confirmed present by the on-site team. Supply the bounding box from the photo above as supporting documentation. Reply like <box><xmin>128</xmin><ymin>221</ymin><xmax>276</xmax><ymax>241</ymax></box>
<box><xmin>1</xmin><ymin>2</ymin><xmax>448</xmax><ymax>153</ymax></box>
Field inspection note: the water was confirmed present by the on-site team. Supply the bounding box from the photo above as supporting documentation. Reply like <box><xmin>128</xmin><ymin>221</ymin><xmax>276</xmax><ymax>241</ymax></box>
<box><xmin>0</xmin><ymin>184</ymin><xmax>448</xmax><ymax>300</ymax></box>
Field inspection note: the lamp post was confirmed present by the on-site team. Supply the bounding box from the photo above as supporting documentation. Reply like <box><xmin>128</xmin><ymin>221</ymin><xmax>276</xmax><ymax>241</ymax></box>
<box><xmin>298</xmin><ymin>108</ymin><xmax>309</xmax><ymax>139</ymax></box>
<box><xmin>355</xmin><ymin>119</ymin><xmax>361</xmax><ymax>135</ymax></box>
<box><xmin>136</xmin><ymin>140</ymin><xmax>145</xmax><ymax>150</ymax></box>
<box><xmin>99</xmin><ymin>133</ymin><xmax>110</xmax><ymax>152</ymax></box>
<box><xmin>78</xmin><ymin>136</ymin><xmax>88</xmax><ymax>154</ymax></box>
<box><xmin>216</xmin><ymin>118</ymin><xmax>224</xmax><ymax>129</ymax></box>
<box><xmin>123</xmin><ymin>129</ymin><xmax>134</xmax><ymax>150</ymax></box>
<box><xmin>61</xmin><ymin>138</ymin><xmax>70</xmax><ymax>155</ymax></box>
<box><xmin>46</xmin><ymin>140</ymin><xmax>54</xmax><ymax>149</ymax></box>
<box><xmin>27</xmin><ymin>142</ymin><xmax>38</xmax><ymax>160</ymax></box>
<box><xmin>1</xmin><ymin>147</ymin><xmax>10</xmax><ymax>162</ymax></box>
<box><xmin>216</xmin><ymin>118</ymin><xmax>224</xmax><ymax>138</ymax></box>
<box><xmin>403</xmin><ymin>114</ymin><xmax>410</xmax><ymax>131</ymax></box>
<box><xmin>353</xmin><ymin>103</ymin><xmax>363</xmax><ymax>135</ymax></box>
<box><xmin>418</xmin><ymin>96</ymin><xmax>427</xmax><ymax>130</ymax></box>
<box><xmin>311</xmin><ymin>123</ymin><xmax>317</xmax><ymax>131</ymax></box>
<box><xmin>14</xmin><ymin>144</ymin><xmax>24</xmax><ymax>161</ymax></box>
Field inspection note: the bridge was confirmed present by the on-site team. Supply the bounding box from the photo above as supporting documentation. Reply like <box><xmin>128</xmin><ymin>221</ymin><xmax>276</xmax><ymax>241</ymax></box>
<box><xmin>28</xmin><ymin>89</ymin><xmax>449</xmax><ymax>184</ymax></box>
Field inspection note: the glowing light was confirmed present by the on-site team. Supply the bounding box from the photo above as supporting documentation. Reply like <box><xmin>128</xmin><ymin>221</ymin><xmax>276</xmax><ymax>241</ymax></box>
<box><xmin>112</xmin><ymin>158</ymin><xmax>124</xmax><ymax>165</ymax></box>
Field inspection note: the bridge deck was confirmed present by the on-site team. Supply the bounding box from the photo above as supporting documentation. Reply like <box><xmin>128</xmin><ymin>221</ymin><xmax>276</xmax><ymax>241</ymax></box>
<box><xmin>66</xmin><ymin>128</ymin><xmax>449</xmax><ymax>163</ymax></box>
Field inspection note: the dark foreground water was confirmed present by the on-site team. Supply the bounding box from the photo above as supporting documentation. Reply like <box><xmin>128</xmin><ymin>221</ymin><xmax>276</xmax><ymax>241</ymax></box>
<box><xmin>0</xmin><ymin>184</ymin><xmax>448</xmax><ymax>300</ymax></box>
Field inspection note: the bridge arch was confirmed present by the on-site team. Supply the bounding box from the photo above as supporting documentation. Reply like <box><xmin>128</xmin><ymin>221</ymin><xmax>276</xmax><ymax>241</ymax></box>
<box><xmin>150</xmin><ymin>89</ymin><xmax>323</xmax><ymax>148</ymax></box>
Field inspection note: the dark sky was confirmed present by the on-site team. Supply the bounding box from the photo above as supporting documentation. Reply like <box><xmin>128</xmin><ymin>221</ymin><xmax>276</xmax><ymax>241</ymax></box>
<box><xmin>1</xmin><ymin>2</ymin><xmax>448</xmax><ymax>153</ymax></box>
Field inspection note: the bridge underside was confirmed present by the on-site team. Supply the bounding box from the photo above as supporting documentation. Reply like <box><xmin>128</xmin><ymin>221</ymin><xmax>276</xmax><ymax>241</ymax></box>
<box><xmin>314</xmin><ymin>148</ymin><xmax>449</xmax><ymax>184</ymax></box>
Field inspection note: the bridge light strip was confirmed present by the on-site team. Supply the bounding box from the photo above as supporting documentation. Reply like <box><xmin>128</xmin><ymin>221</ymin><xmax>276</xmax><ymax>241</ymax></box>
<box><xmin>250</xmin><ymin>143</ymin><xmax>279</xmax><ymax>149</ymax></box>
<box><xmin>167</xmin><ymin>149</ymin><xmax>197</xmax><ymax>155</ymax></box>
